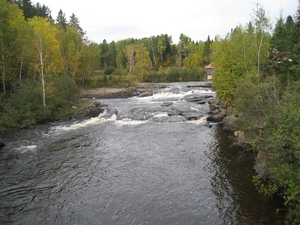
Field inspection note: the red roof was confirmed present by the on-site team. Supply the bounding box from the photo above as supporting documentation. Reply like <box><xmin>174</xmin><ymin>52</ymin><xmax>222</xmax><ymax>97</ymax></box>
<box><xmin>205</xmin><ymin>63</ymin><xmax>213</xmax><ymax>69</ymax></box>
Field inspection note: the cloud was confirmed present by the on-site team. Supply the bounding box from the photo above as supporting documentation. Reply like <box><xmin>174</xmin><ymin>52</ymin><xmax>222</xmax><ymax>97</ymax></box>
<box><xmin>34</xmin><ymin>0</ymin><xmax>298</xmax><ymax>44</ymax></box>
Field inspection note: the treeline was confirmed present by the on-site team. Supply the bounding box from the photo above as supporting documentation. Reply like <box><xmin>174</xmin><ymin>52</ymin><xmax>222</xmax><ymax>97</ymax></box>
<box><xmin>97</xmin><ymin>33</ymin><xmax>212</xmax><ymax>84</ymax></box>
<box><xmin>0</xmin><ymin>0</ymin><xmax>213</xmax><ymax>128</ymax></box>
<box><xmin>211</xmin><ymin>3</ymin><xmax>300</xmax><ymax>223</ymax></box>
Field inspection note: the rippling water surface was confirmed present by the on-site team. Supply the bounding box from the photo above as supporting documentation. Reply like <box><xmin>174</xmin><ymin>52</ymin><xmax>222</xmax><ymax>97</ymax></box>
<box><xmin>0</xmin><ymin>82</ymin><xmax>285</xmax><ymax>224</ymax></box>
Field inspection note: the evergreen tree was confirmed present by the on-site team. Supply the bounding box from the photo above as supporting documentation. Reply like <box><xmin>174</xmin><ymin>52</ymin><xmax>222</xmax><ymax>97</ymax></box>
<box><xmin>203</xmin><ymin>35</ymin><xmax>212</xmax><ymax>65</ymax></box>
<box><xmin>18</xmin><ymin>0</ymin><xmax>34</xmax><ymax>19</ymax></box>
<box><xmin>107</xmin><ymin>41</ymin><xmax>117</xmax><ymax>68</ymax></box>
<box><xmin>69</xmin><ymin>13</ymin><xmax>84</xmax><ymax>36</ymax></box>
<box><xmin>99</xmin><ymin>39</ymin><xmax>109</xmax><ymax>69</ymax></box>
<box><xmin>56</xmin><ymin>9</ymin><xmax>67</xmax><ymax>30</ymax></box>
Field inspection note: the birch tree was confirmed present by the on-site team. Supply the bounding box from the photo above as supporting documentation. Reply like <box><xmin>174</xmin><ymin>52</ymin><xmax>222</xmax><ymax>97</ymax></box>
<box><xmin>29</xmin><ymin>16</ymin><xmax>61</xmax><ymax>106</ymax></box>
<box><xmin>124</xmin><ymin>44</ymin><xmax>135</xmax><ymax>75</ymax></box>
<box><xmin>251</xmin><ymin>2</ymin><xmax>271</xmax><ymax>79</ymax></box>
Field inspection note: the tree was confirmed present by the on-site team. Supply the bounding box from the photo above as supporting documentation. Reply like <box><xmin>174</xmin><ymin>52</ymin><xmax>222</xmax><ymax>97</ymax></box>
<box><xmin>124</xmin><ymin>44</ymin><xmax>135</xmax><ymax>75</ymax></box>
<box><xmin>203</xmin><ymin>35</ymin><xmax>212</xmax><ymax>65</ymax></box>
<box><xmin>69</xmin><ymin>13</ymin><xmax>84</xmax><ymax>36</ymax></box>
<box><xmin>29</xmin><ymin>16</ymin><xmax>62</xmax><ymax>106</ymax></box>
<box><xmin>115</xmin><ymin>39</ymin><xmax>128</xmax><ymax>70</ymax></box>
<box><xmin>63</xmin><ymin>25</ymin><xmax>83</xmax><ymax>81</ymax></box>
<box><xmin>254</xmin><ymin>81</ymin><xmax>300</xmax><ymax>223</ymax></box>
<box><xmin>107</xmin><ymin>41</ymin><xmax>117</xmax><ymax>68</ymax></box>
<box><xmin>183</xmin><ymin>41</ymin><xmax>204</xmax><ymax>68</ymax></box>
<box><xmin>77</xmin><ymin>41</ymin><xmax>100</xmax><ymax>84</ymax></box>
<box><xmin>135</xmin><ymin>43</ymin><xmax>152</xmax><ymax>81</ymax></box>
<box><xmin>17</xmin><ymin>0</ymin><xmax>34</xmax><ymax>19</ymax></box>
<box><xmin>56</xmin><ymin>9</ymin><xmax>67</xmax><ymax>30</ymax></box>
<box><xmin>270</xmin><ymin>14</ymin><xmax>295</xmax><ymax>86</ymax></box>
<box><xmin>177</xmin><ymin>33</ymin><xmax>191</xmax><ymax>67</ymax></box>
<box><xmin>0</xmin><ymin>0</ymin><xmax>27</xmax><ymax>93</ymax></box>
<box><xmin>250</xmin><ymin>2</ymin><xmax>271</xmax><ymax>78</ymax></box>
<box><xmin>99</xmin><ymin>39</ymin><xmax>109</xmax><ymax>69</ymax></box>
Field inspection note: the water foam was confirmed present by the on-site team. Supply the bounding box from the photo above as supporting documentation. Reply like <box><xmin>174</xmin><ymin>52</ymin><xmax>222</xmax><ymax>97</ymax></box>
<box><xmin>153</xmin><ymin>112</ymin><xmax>169</xmax><ymax>118</ymax></box>
<box><xmin>187</xmin><ymin>116</ymin><xmax>208</xmax><ymax>125</ymax></box>
<box><xmin>18</xmin><ymin>145</ymin><xmax>37</xmax><ymax>153</ymax></box>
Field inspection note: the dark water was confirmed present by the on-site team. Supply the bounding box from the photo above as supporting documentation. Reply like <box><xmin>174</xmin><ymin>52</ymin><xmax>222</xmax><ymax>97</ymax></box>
<box><xmin>0</xmin><ymin>82</ymin><xmax>285</xmax><ymax>224</ymax></box>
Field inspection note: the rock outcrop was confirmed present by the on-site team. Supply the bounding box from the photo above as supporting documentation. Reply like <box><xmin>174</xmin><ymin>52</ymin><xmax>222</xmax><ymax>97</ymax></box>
<box><xmin>73</xmin><ymin>102</ymin><xmax>106</xmax><ymax>118</ymax></box>
<box><xmin>206</xmin><ymin>98</ymin><xmax>227</xmax><ymax>122</ymax></box>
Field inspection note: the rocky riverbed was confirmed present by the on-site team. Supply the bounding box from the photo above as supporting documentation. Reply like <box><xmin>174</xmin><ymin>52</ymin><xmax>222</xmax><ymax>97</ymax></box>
<box><xmin>78</xmin><ymin>83</ymin><xmax>159</xmax><ymax>99</ymax></box>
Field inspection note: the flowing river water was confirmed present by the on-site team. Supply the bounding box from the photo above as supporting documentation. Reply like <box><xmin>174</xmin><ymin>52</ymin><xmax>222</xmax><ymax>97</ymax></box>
<box><xmin>0</xmin><ymin>82</ymin><xmax>285</xmax><ymax>224</ymax></box>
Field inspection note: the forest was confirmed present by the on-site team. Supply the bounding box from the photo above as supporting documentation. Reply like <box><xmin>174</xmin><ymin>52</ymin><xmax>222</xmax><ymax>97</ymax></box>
<box><xmin>1</xmin><ymin>0</ymin><xmax>300</xmax><ymax>223</ymax></box>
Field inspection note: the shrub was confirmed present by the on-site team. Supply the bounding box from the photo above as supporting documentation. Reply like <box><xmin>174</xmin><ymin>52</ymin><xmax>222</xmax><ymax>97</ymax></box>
<box><xmin>104</xmin><ymin>66</ymin><xmax>115</xmax><ymax>75</ymax></box>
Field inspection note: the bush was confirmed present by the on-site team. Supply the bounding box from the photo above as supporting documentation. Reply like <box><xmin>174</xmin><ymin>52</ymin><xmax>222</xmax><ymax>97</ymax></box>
<box><xmin>166</xmin><ymin>67</ymin><xmax>181</xmax><ymax>82</ymax></box>
<box><xmin>104</xmin><ymin>66</ymin><xmax>115</xmax><ymax>75</ymax></box>
<box><xmin>1</xmin><ymin>80</ymin><xmax>50</xmax><ymax>128</ymax></box>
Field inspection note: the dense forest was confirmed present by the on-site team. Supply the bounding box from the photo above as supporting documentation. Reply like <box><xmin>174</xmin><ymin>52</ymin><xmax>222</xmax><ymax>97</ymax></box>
<box><xmin>1</xmin><ymin>0</ymin><xmax>300</xmax><ymax>223</ymax></box>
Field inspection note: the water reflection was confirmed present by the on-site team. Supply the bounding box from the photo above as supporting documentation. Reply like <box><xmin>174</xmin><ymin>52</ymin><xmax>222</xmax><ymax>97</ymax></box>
<box><xmin>206</xmin><ymin>125</ymin><xmax>285</xmax><ymax>225</ymax></box>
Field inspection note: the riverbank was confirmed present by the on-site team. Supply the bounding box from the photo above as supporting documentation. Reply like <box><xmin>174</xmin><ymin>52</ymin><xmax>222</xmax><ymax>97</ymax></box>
<box><xmin>78</xmin><ymin>83</ymin><xmax>158</xmax><ymax>99</ymax></box>
<box><xmin>78</xmin><ymin>82</ymin><xmax>212</xmax><ymax>99</ymax></box>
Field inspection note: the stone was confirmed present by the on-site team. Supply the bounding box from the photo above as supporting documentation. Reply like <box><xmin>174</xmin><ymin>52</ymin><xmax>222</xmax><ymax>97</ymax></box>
<box><xmin>222</xmin><ymin>114</ymin><xmax>239</xmax><ymax>132</ymax></box>
<box><xmin>161</xmin><ymin>102</ymin><xmax>173</xmax><ymax>107</ymax></box>
<box><xmin>0</xmin><ymin>138</ymin><xmax>5</xmax><ymax>148</ymax></box>
<box><xmin>139</xmin><ymin>92</ymin><xmax>152</xmax><ymax>97</ymax></box>
<box><xmin>73</xmin><ymin>103</ymin><xmax>105</xmax><ymax>118</ymax></box>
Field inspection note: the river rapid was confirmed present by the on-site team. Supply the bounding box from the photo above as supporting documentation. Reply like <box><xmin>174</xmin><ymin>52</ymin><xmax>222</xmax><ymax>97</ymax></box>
<box><xmin>0</xmin><ymin>82</ymin><xmax>285</xmax><ymax>225</ymax></box>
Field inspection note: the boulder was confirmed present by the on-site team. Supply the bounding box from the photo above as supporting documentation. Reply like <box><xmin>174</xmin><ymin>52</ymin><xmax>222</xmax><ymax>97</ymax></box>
<box><xmin>207</xmin><ymin>113</ymin><xmax>226</xmax><ymax>122</ymax></box>
<box><xmin>206</xmin><ymin>108</ymin><xmax>227</xmax><ymax>122</ymax></box>
<box><xmin>0</xmin><ymin>138</ymin><xmax>5</xmax><ymax>148</ymax></box>
<box><xmin>222</xmin><ymin>114</ymin><xmax>239</xmax><ymax>132</ymax></box>
<box><xmin>183</xmin><ymin>113</ymin><xmax>203</xmax><ymax>121</ymax></box>
<box><xmin>73</xmin><ymin>103</ymin><xmax>105</xmax><ymax>118</ymax></box>
<box><xmin>253</xmin><ymin>151</ymin><xmax>268</xmax><ymax>178</ymax></box>
<box><xmin>234</xmin><ymin>130</ymin><xmax>253</xmax><ymax>144</ymax></box>
<box><xmin>139</xmin><ymin>92</ymin><xmax>152</xmax><ymax>97</ymax></box>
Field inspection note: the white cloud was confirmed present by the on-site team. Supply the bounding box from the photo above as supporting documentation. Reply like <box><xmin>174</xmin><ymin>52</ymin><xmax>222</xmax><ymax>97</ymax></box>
<box><xmin>33</xmin><ymin>0</ymin><xmax>298</xmax><ymax>44</ymax></box>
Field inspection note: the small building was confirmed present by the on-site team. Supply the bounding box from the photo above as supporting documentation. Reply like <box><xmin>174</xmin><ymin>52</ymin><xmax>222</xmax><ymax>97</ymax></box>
<box><xmin>205</xmin><ymin>63</ymin><xmax>213</xmax><ymax>80</ymax></box>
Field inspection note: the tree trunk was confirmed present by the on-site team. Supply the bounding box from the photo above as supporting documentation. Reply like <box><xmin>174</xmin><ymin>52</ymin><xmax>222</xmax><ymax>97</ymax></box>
<box><xmin>39</xmin><ymin>39</ymin><xmax>46</xmax><ymax>106</ymax></box>
<box><xmin>19</xmin><ymin>47</ymin><xmax>25</xmax><ymax>79</ymax></box>
<box><xmin>1</xmin><ymin>45</ymin><xmax>6</xmax><ymax>94</ymax></box>
<box><xmin>72</xmin><ymin>41</ymin><xmax>80</xmax><ymax>82</ymax></box>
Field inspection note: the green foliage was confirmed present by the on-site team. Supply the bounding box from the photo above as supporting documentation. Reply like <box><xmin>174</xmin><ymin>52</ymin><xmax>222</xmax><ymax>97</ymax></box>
<box><xmin>258</xmin><ymin>81</ymin><xmax>300</xmax><ymax>222</ymax></box>
<box><xmin>0</xmin><ymin>76</ymin><xmax>79</xmax><ymax>128</ymax></box>
<box><xmin>166</xmin><ymin>67</ymin><xmax>181</xmax><ymax>82</ymax></box>
<box><xmin>234</xmin><ymin>75</ymin><xmax>281</xmax><ymax>138</ymax></box>
<box><xmin>1</xmin><ymin>80</ymin><xmax>50</xmax><ymax>128</ymax></box>
<box><xmin>104</xmin><ymin>66</ymin><xmax>115</xmax><ymax>75</ymax></box>
<box><xmin>210</xmin><ymin>3</ymin><xmax>300</xmax><ymax>223</ymax></box>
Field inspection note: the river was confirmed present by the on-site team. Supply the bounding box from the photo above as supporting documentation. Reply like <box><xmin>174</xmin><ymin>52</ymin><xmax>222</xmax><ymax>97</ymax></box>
<box><xmin>0</xmin><ymin>82</ymin><xmax>285</xmax><ymax>224</ymax></box>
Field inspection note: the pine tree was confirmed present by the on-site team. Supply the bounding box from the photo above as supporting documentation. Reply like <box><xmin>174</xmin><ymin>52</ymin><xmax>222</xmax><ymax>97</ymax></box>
<box><xmin>56</xmin><ymin>9</ymin><xmax>67</xmax><ymax>30</ymax></box>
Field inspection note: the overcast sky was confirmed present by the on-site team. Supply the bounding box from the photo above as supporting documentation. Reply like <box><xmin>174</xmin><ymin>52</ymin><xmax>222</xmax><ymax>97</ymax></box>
<box><xmin>33</xmin><ymin>0</ymin><xmax>298</xmax><ymax>44</ymax></box>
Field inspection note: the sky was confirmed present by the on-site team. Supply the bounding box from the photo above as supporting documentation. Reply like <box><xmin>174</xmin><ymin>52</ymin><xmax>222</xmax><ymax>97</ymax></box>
<box><xmin>33</xmin><ymin>0</ymin><xmax>298</xmax><ymax>44</ymax></box>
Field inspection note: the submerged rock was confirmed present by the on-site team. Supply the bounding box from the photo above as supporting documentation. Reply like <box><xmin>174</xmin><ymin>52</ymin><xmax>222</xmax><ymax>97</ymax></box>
<box><xmin>0</xmin><ymin>138</ymin><xmax>5</xmax><ymax>148</ymax></box>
